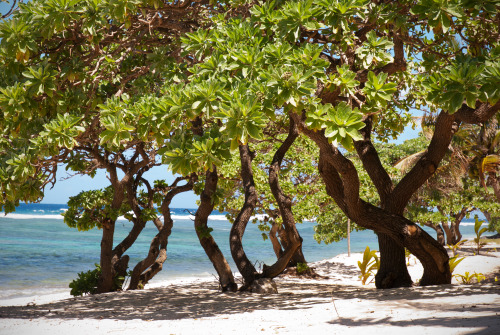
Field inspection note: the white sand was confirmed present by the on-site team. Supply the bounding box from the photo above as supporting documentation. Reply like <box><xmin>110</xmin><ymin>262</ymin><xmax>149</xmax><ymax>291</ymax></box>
<box><xmin>1</xmin><ymin>247</ymin><xmax>499</xmax><ymax>335</ymax></box>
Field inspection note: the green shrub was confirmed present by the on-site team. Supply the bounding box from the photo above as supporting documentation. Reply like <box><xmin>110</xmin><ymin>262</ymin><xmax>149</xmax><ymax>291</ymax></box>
<box><xmin>69</xmin><ymin>264</ymin><xmax>101</xmax><ymax>296</ymax></box>
<box><xmin>69</xmin><ymin>264</ymin><xmax>128</xmax><ymax>296</ymax></box>
<box><xmin>296</xmin><ymin>262</ymin><xmax>310</xmax><ymax>275</ymax></box>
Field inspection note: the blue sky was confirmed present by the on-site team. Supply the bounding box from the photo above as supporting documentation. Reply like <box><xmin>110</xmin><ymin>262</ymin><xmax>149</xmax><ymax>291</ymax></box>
<box><xmin>41</xmin><ymin>165</ymin><xmax>199</xmax><ymax>207</ymax></box>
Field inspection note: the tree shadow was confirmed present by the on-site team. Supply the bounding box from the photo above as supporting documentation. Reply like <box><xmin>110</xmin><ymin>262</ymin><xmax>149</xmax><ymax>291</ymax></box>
<box><xmin>0</xmin><ymin>279</ymin><xmax>498</xmax><ymax>323</ymax></box>
<box><xmin>0</xmin><ymin>259</ymin><xmax>498</xmax><ymax>335</ymax></box>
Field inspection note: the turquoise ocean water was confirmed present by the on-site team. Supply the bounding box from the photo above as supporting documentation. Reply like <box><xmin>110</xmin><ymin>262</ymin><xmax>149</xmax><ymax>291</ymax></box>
<box><xmin>0</xmin><ymin>203</ymin><xmax>486</xmax><ymax>300</ymax></box>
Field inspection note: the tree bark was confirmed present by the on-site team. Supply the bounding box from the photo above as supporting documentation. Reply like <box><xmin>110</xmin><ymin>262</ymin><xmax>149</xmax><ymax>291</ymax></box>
<box><xmin>97</xmin><ymin>166</ymin><xmax>128</xmax><ymax>293</ymax></box>
<box><xmin>270</xmin><ymin>220</ymin><xmax>307</xmax><ymax>266</ymax></box>
<box><xmin>128</xmin><ymin>177</ymin><xmax>194</xmax><ymax>290</ymax></box>
<box><xmin>423</xmin><ymin>222</ymin><xmax>445</xmax><ymax>245</ymax></box>
<box><xmin>352</xmin><ymin>115</ymin><xmax>413</xmax><ymax>288</ymax></box>
<box><xmin>262</xmin><ymin>118</ymin><xmax>302</xmax><ymax>278</ymax></box>
<box><xmin>362</xmin><ymin>204</ymin><xmax>451</xmax><ymax>286</ymax></box>
<box><xmin>375</xmin><ymin>233</ymin><xmax>412</xmax><ymax>288</ymax></box>
<box><xmin>292</xmin><ymin>111</ymin><xmax>451</xmax><ymax>287</ymax></box>
<box><xmin>97</xmin><ymin>218</ymin><xmax>117</xmax><ymax>293</ymax></box>
<box><xmin>195</xmin><ymin>168</ymin><xmax>237</xmax><ymax>292</ymax></box>
<box><xmin>230</xmin><ymin>144</ymin><xmax>259</xmax><ymax>286</ymax></box>
<box><xmin>269</xmin><ymin>220</ymin><xmax>284</xmax><ymax>259</ymax></box>
<box><xmin>440</xmin><ymin>208</ymin><xmax>466</xmax><ymax>245</ymax></box>
<box><xmin>489</xmin><ymin>174</ymin><xmax>500</xmax><ymax>203</ymax></box>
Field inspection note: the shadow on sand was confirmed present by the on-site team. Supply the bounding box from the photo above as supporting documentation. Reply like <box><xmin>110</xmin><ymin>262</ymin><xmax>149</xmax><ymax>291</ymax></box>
<box><xmin>0</xmin><ymin>260</ymin><xmax>499</xmax><ymax>334</ymax></box>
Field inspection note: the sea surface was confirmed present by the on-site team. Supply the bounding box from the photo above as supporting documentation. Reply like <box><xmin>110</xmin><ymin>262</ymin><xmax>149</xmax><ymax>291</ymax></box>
<box><xmin>0</xmin><ymin>203</ymin><xmax>488</xmax><ymax>300</ymax></box>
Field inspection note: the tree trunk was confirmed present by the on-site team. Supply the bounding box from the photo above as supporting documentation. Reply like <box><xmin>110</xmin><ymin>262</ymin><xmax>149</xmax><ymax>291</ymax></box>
<box><xmin>423</xmin><ymin>222</ymin><xmax>445</xmax><ymax>245</ymax></box>
<box><xmin>451</xmin><ymin>222</ymin><xmax>462</xmax><ymax>245</ymax></box>
<box><xmin>270</xmin><ymin>219</ymin><xmax>306</xmax><ymax>267</ymax></box>
<box><xmin>317</xmin><ymin>149</ymin><xmax>451</xmax><ymax>286</ymax></box>
<box><xmin>442</xmin><ymin>220</ymin><xmax>462</xmax><ymax>245</ymax></box>
<box><xmin>375</xmin><ymin>233</ymin><xmax>412</xmax><ymax>288</ymax></box>
<box><xmin>489</xmin><ymin>174</ymin><xmax>500</xmax><ymax>203</ymax></box>
<box><xmin>261</xmin><ymin>118</ymin><xmax>302</xmax><ymax>278</ymax></box>
<box><xmin>377</xmin><ymin>204</ymin><xmax>413</xmax><ymax>289</ymax></box>
<box><xmin>195</xmin><ymin>168</ymin><xmax>237</xmax><ymax>292</ymax></box>
<box><xmin>230</xmin><ymin>144</ymin><xmax>258</xmax><ymax>286</ymax></box>
<box><xmin>288</xmin><ymin>236</ymin><xmax>307</xmax><ymax>266</ymax></box>
<box><xmin>97</xmin><ymin>218</ymin><xmax>116</xmax><ymax>293</ymax></box>
<box><xmin>128</xmin><ymin>220</ymin><xmax>169</xmax><ymax>290</ymax></box>
<box><xmin>269</xmin><ymin>220</ymin><xmax>284</xmax><ymax>259</ymax></box>
<box><xmin>128</xmin><ymin>177</ymin><xmax>194</xmax><ymax>290</ymax></box>
<box><xmin>366</xmin><ymin>206</ymin><xmax>451</xmax><ymax>286</ymax></box>
<box><xmin>292</xmin><ymin>111</ymin><xmax>452</xmax><ymax>288</ymax></box>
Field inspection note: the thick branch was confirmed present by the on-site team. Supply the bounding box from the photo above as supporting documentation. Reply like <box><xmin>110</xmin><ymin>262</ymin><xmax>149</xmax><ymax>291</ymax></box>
<box><xmin>290</xmin><ymin>111</ymin><xmax>362</xmax><ymax>215</ymax></box>
<box><xmin>353</xmin><ymin>116</ymin><xmax>393</xmax><ymax>204</ymax></box>
<box><xmin>390</xmin><ymin>111</ymin><xmax>457</xmax><ymax>213</ymax></box>
<box><xmin>230</xmin><ymin>144</ymin><xmax>258</xmax><ymax>285</ymax></box>
<box><xmin>454</xmin><ymin>101</ymin><xmax>500</xmax><ymax>125</ymax></box>
<box><xmin>262</xmin><ymin>118</ymin><xmax>301</xmax><ymax>278</ymax></box>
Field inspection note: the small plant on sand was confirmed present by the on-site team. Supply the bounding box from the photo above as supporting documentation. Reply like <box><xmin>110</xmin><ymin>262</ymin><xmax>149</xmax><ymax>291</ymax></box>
<box><xmin>358</xmin><ymin>246</ymin><xmax>379</xmax><ymax>285</ymax></box>
<box><xmin>454</xmin><ymin>271</ymin><xmax>486</xmax><ymax>284</ymax></box>
<box><xmin>447</xmin><ymin>239</ymin><xmax>468</xmax><ymax>257</ymax></box>
<box><xmin>449</xmin><ymin>255</ymin><xmax>465</xmax><ymax>276</ymax></box>
<box><xmin>474</xmin><ymin>215</ymin><xmax>488</xmax><ymax>255</ymax></box>
<box><xmin>296</xmin><ymin>262</ymin><xmax>311</xmax><ymax>275</ymax></box>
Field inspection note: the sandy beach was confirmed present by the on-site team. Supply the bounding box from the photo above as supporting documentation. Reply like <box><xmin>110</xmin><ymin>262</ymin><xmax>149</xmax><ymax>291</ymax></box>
<box><xmin>1</xmin><ymin>244</ymin><xmax>499</xmax><ymax>335</ymax></box>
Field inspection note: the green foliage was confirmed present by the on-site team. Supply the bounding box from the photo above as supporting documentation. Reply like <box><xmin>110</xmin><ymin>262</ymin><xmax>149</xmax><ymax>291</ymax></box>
<box><xmin>410</xmin><ymin>0</ymin><xmax>463</xmax><ymax>33</ymax></box>
<box><xmin>447</xmin><ymin>239</ymin><xmax>468</xmax><ymax>257</ymax></box>
<box><xmin>69</xmin><ymin>263</ymin><xmax>129</xmax><ymax>296</ymax></box>
<box><xmin>362</xmin><ymin>71</ymin><xmax>398</xmax><ymax>109</ymax></box>
<box><xmin>196</xmin><ymin>225</ymin><xmax>214</xmax><ymax>239</ymax></box>
<box><xmin>425</xmin><ymin>55</ymin><xmax>500</xmax><ymax>113</ymax></box>
<box><xmin>216</xmin><ymin>94</ymin><xmax>267</xmax><ymax>148</ymax></box>
<box><xmin>63</xmin><ymin>187</ymin><xmax>123</xmax><ymax>231</ymax></box>
<box><xmin>355</xmin><ymin>31</ymin><xmax>394</xmax><ymax>69</ymax></box>
<box><xmin>329</xmin><ymin>65</ymin><xmax>359</xmax><ymax>97</ymax></box>
<box><xmin>160</xmin><ymin>130</ymin><xmax>231</xmax><ymax>176</ymax></box>
<box><xmin>454</xmin><ymin>271</ymin><xmax>486</xmax><ymax>284</ymax></box>
<box><xmin>474</xmin><ymin>215</ymin><xmax>488</xmax><ymax>255</ymax></box>
<box><xmin>69</xmin><ymin>264</ymin><xmax>101</xmax><ymax>296</ymax></box>
<box><xmin>296</xmin><ymin>262</ymin><xmax>311</xmax><ymax>275</ymax></box>
<box><xmin>1</xmin><ymin>0</ymin><xmax>500</xmax><ymax>294</ymax></box>
<box><xmin>357</xmin><ymin>246</ymin><xmax>379</xmax><ymax>285</ymax></box>
<box><xmin>306</xmin><ymin>102</ymin><xmax>365</xmax><ymax>150</ymax></box>
<box><xmin>449</xmin><ymin>255</ymin><xmax>465</xmax><ymax>275</ymax></box>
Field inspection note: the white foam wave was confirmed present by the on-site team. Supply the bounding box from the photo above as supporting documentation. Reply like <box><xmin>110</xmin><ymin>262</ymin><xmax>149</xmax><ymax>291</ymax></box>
<box><xmin>0</xmin><ymin>213</ymin><xmax>231</xmax><ymax>222</ymax></box>
<box><xmin>460</xmin><ymin>222</ymin><xmax>487</xmax><ymax>227</ymax></box>
<box><xmin>170</xmin><ymin>214</ymin><xmax>229</xmax><ymax>221</ymax></box>
<box><xmin>0</xmin><ymin>213</ymin><xmax>65</xmax><ymax>220</ymax></box>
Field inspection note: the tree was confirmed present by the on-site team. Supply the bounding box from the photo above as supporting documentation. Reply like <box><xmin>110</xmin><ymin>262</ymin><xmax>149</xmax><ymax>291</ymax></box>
<box><xmin>219</xmin><ymin>127</ymin><xmax>320</xmax><ymax>274</ymax></box>
<box><xmin>0</xmin><ymin>0</ymin><xmax>240</xmax><ymax>293</ymax></box>
<box><xmin>180</xmin><ymin>0</ymin><xmax>500</xmax><ymax>288</ymax></box>
<box><xmin>2</xmin><ymin>0</ymin><xmax>499</xmax><ymax>293</ymax></box>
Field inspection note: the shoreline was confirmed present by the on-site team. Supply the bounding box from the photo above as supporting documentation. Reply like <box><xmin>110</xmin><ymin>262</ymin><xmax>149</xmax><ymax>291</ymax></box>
<box><xmin>1</xmin><ymin>249</ymin><xmax>499</xmax><ymax>334</ymax></box>
<box><xmin>1</xmin><ymin>247</ymin><xmax>499</xmax><ymax>307</ymax></box>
